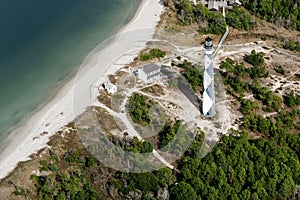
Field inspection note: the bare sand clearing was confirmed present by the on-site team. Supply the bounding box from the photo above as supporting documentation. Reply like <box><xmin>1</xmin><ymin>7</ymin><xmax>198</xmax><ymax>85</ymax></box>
<box><xmin>0</xmin><ymin>0</ymin><xmax>164</xmax><ymax>180</ymax></box>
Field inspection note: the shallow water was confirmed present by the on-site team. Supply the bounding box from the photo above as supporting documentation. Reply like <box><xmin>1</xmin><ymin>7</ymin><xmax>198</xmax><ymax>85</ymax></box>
<box><xmin>0</xmin><ymin>0</ymin><xmax>141</xmax><ymax>146</ymax></box>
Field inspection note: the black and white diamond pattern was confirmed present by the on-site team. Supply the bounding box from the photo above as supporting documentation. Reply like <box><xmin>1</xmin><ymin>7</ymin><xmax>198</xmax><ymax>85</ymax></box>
<box><xmin>202</xmin><ymin>52</ymin><xmax>216</xmax><ymax>117</ymax></box>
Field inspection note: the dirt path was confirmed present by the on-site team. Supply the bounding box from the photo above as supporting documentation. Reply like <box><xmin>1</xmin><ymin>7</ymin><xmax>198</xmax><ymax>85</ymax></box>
<box><xmin>94</xmin><ymin>84</ymin><xmax>177</xmax><ymax>170</ymax></box>
<box><xmin>91</xmin><ymin>36</ymin><xmax>299</xmax><ymax>168</ymax></box>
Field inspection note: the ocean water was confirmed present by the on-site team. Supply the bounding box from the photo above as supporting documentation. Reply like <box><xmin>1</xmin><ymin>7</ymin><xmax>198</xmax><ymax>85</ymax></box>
<box><xmin>0</xmin><ymin>0</ymin><xmax>141</xmax><ymax>146</ymax></box>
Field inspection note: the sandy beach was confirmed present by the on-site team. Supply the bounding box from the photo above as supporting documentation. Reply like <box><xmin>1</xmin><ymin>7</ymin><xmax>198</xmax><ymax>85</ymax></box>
<box><xmin>0</xmin><ymin>0</ymin><xmax>164</xmax><ymax>180</ymax></box>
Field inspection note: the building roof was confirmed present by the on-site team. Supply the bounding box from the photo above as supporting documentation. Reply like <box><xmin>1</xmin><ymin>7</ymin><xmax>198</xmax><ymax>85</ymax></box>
<box><xmin>147</xmin><ymin>72</ymin><xmax>160</xmax><ymax>80</ymax></box>
<box><xmin>229</xmin><ymin>0</ymin><xmax>242</xmax><ymax>5</ymax></box>
<box><xmin>103</xmin><ymin>81</ymin><xmax>117</xmax><ymax>93</ymax></box>
<box><xmin>208</xmin><ymin>1</ymin><xmax>219</xmax><ymax>11</ymax></box>
<box><xmin>190</xmin><ymin>0</ymin><xmax>197</xmax><ymax>5</ymax></box>
<box><xmin>142</xmin><ymin>63</ymin><xmax>161</xmax><ymax>74</ymax></box>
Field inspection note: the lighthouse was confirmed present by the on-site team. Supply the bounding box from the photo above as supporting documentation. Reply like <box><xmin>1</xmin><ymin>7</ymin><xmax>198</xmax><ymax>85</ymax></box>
<box><xmin>202</xmin><ymin>37</ymin><xmax>216</xmax><ymax>118</ymax></box>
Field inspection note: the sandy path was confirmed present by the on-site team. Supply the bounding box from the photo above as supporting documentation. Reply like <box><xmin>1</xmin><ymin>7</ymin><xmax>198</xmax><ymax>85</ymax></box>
<box><xmin>0</xmin><ymin>0</ymin><xmax>164</xmax><ymax>180</ymax></box>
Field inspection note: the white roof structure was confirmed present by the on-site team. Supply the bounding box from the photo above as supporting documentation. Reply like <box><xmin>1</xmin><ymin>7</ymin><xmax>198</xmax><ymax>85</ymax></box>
<box><xmin>191</xmin><ymin>0</ymin><xmax>197</xmax><ymax>5</ymax></box>
<box><xmin>228</xmin><ymin>0</ymin><xmax>241</xmax><ymax>6</ymax></box>
<box><xmin>208</xmin><ymin>1</ymin><xmax>219</xmax><ymax>11</ymax></box>
<box><xmin>207</xmin><ymin>0</ymin><xmax>242</xmax><ymax>11</ymax></box>
<box><xmin>103</xmin><ymin>81</ymin><xmax>117</xmax><ymax>94</ymax></box>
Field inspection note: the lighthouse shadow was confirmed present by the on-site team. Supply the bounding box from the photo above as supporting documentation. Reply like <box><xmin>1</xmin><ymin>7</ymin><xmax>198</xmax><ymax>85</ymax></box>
<box><xmin>177</xmin><ymin>76</ymin><xmax>202</xmax><ymax>113</ymax></box>
<box><xmin>161</xmin><ymin>67</ymin><xmax>202</xmax><ymax>114</ymax></box>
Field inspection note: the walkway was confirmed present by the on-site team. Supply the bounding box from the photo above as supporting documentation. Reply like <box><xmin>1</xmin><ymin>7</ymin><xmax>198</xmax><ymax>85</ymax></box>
<box><xmin>93</xmin><ymin>84</ymin><xmax>176</xmax><ymax>170</ymax></box>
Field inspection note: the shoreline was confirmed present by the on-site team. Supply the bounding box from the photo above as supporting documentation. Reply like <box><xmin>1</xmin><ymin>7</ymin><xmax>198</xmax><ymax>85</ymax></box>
<box><xmin>0</xmin><ymin>0</ymin><xmax>164</xmax><ymax>181</ymax></box>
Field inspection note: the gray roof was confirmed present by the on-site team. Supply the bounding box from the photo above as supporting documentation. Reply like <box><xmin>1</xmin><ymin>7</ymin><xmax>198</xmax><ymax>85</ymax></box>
<box><xmin>147</xmin><ymin>72</ymin><xmax>160</xmax><ymax>80</ymax></box>
<box><xmin>208</xmin><ymin>1</ymin><xmax>219</xmax><ymax>10</ymax></box>
<box><xmin>142</xmin><ymin>63</ymin><xmax>161</xmax><ymax>74</ymax></box>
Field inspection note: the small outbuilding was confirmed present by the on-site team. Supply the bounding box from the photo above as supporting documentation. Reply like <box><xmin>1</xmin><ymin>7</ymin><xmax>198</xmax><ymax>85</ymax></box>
<box><xmin>103</xmin><ymin>81</ymin><xmax>117</xmax><ymax>94</ymax></box>
<box><xmin>208</xmin><ymin>1</ymin><xmax>219</xmax><ymax>11</ymax></box>
<box><xmin>228</xmin><ymin>0</ymin><xmax>242</xmax><ymax>6</ymax></box>
<box><xmin>206</xmin><ymin>0</ymin><xmax>242</xmax><ymax>11</ymax></box>
<box><xmin>191</xmin><ymin>0</ymin><xmax>197</xmax><ymax>5</ymax></box>
<box><xmin>137</xmin><ymin>63</ymin><xmax>161</xmax><ymax>84</ymax></box>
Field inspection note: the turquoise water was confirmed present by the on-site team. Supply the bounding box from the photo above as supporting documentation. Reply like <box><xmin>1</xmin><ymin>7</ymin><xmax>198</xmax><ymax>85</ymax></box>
<box><xmin>0</xmin><ymin>0</ymin><xmax>141</xmax><ymax>145</ymax></box>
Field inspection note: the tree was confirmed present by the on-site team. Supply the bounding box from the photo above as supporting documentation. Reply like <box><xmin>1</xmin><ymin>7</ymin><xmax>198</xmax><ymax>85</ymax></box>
<box><xmin>245</xmin><ymin>50</ymin><xmax>265</xmax><ymax>66</ymax></box>
<box><xmin>169</xmin><ymin>182</ymin><xmax>198</xmax><ymax>200</ymax></box>
<box><xmin>226</xmin><ymin>7</ymin><xmax>257</xmax><ymax>30</ymax></box>
<box><xmin>85</xmin><ymin>155</ymin><xmax>95</xmax><ymax>168</ymax></box>
<box><xmin>240</xmin><ymin>99</ymin><xmax>259</xmax><ymax>114</ymax></box>
<box><xmin>284</xmin><ymin>90</ymin><xmax>300</xmax><ymax>107</ymax></box>
<box><xmin>155</xmin><ymin>167</ymin><xmax>176</xmax><ymax>187</ymax></box>
<box><xmin>181</xmin><ymin>0</ymin><xmax>194</xmax><ymax>24</ymax></box>
<box><xmin>128</xmin><ymin>93</ymin><xmax>153</xmax><ymax>126</ymax></box>
<box><xmin>131</xmin><ymin>173</ymin><xmax>160</xmax><ymax>193</ymax></box>
<box><xmin>275</xmin><ymin>65</ymin><xmax>285</xmax><ymax>75</ymax></box>
<box><xmin>243</xmin><ymin>0</ymin><xmax>300</xmax><ymax>30</ymax></box>
<box><xmin>194</xmin><ymin>3</ymin><xmax>226</xmax><ymax>34</ymax></box>
<box><xmin>140</xmin><ymin>141</ymin><xmax>153</xmax><ymax>153</ymax></box>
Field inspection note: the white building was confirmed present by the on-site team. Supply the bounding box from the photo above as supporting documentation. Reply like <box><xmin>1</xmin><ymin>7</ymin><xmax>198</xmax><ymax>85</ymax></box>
<box><xmin>103</xmin><ymin>81</ymin><xmax>117</xmax><ymax>94</ymax></box>
<box><xmin>191</xmin><ymin>0</ymin><xmax>197</xmax><ymax>5</ymax></box>
<box><xmin>191</xmin><ymin>0</ymin><xmax>242</xmax><ymax>7</ymax></box>
<box><xmin>208</xmin><ymin>1</ymin><xmax>219</xmax><ymax>11</ymax></box>
<box><xmin>228</xmin><ymin>0</ymin><xmax>242</xmax><ymax>6</ymax></box>
<box><xmin>207</xmin><ymin>0</ymin><xmax>242</xmax><ymax>11</ymax></box>
<box><xmin>137</xmin><ymin>63</ymin><xmax>161</xmax><ymax>84</ymax></box>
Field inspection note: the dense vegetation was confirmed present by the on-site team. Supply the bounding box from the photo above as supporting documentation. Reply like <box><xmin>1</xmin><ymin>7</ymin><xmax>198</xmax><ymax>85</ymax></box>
<box><xmin>110</xmin><ymin>136</ymin><xmax>153</xmax><ymax>154</ymax></box>
<box><xmin>112</xmin><ymin>104</ymin><xmax>300</xmax><ymax>199</ymax></box>
<box><xmin>139</xmin><ymin>49</ymin><xmax>166</xmax><ymax>61</ymax></box>
<box><xmin>109</xmin><ymin>133</ymin><xmax>204</xmax><ymax>199</ymax></box>
<box><xmin>165</xmin><ymin>0</ymin><xmax>257</xmax><ymax>35</ymax></box>
<box><xmin>179</xmin><ymin>130</ymin><xmax>300</xmax><ymax>199</ymax></box>
<box><xmin>194</xmin><ymin>3</ymin><xmax>227</xmax><ymax>35</ymax></box>
<box><xmin>284</xmin><ymin>90</ymin><xmax>300</xmax><ymax>108</ymax></box>
<box><xmin>174</xmin><ymin>52</ymin><xmax>300</xmax><ymax>199</ymax></box>
<box><xmin>29</xmin><ymin>149</ymin><xmax>100</xmax><ymax>200</ymax></box>
<box><xmin>225</xmin><ymin>6</ymin><xmax>257</xmax><ymax>30</ymax></box>
<box><xmin>167</xmin><ymin>0</ymin><xmax>300</xmax><ymax>35</ymax></box>
<box><xmin>32</xmin><ymin>170</ymin><xmax>99</xmax><ymax>200</ymax></box>
<box><xmin>128</xmin><ymin>93</ymin><xmax>155</xmax><ymax>126</ymax></box>
<box><xmin>244</xmin><ymin>50</ymin><xmax>265</xmax><ymax>67</ymax></box>
<box><xmin>169</xmin><ymin>181</ymin><xmax>198</xmax><ymax>200</ymax></box>
<box><xmin>158</xmin><ymin>120</ymin><xmax>182</xmax><ymax>148</ymax></box>
<box><xmin>220</xmin><ymin>51</ymin><xmax>284</xmax><ymax>113</ymax></box>
<box><xmin>176</xmin><ymin>60</ymin><xmax>203</xmax><ymax>91</ymax></box>
<box><xmin>242</xmin><ymin>0</ymin><xmax>300</xmax><ymax>30</ymax></box>
<box><xmin>167</xmin><ymin>0</ymin><xmax>226</xmax><ymax>34</ymax></box>
<box><xmin>111</xmin><ymin>167</ymin><xmax>177</xmax><ymax>199</ymax></box>
<box><xmin>220</xmin><ymin>51</ymin><xmax>270</xmax><ymax>95</ymax></box>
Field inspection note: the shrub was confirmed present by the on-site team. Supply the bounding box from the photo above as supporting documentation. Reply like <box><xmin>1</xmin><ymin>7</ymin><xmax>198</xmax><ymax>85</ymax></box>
<box><xmin>139</xmin><ymin>49</ymin><xmax>166</xmax><ymax>61</ymax></box>
<box><xmin>275</xmin><ymin>65</ymin><xmax>285</xmax><ymax>75</ymax></box>
<box><xmin>128</xmin><ymin>93</ymin><xmax>153</xmax><ymax>126</ymax></box>
<box><xmin>245</xmin><ymin>50</ymin><xmax>265</xmax><ymax>66</ymax></box>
